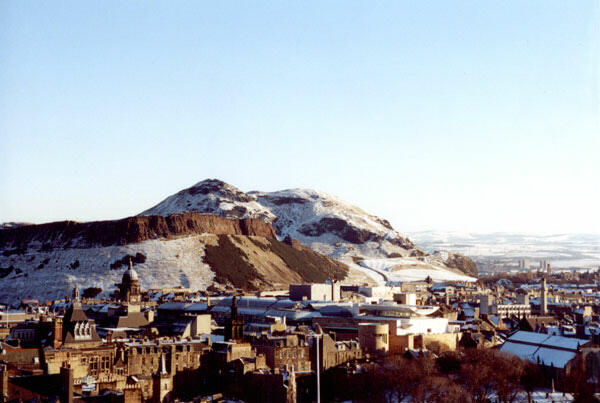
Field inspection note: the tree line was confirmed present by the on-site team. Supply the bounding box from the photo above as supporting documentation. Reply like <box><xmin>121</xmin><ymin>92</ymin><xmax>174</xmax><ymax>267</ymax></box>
<box><xmin>319</xmin><ymin>348</ymin><xmax>599</xmax><ymax>403</ymax></box>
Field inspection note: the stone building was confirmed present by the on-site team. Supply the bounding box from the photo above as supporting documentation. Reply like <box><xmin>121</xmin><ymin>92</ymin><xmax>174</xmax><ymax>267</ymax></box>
<box><xmin>251</xmin><ymin>334</ymin><xmax>311</xmax><ymax>372</ymax></box>
<box><xmin>289</xmin><ymin>282</ymin><xmax>340</xmax><ymax>302</ymax></box>
<box><xmin>358</xmin><ymin>323</ymin><xmax>389</xmax><ymax>356</ymax></box>
<box><xmin>58</xmin><ymin>286</ymin><xmax>102</xmax><ymax>349</ymax></box>
<box><xmin>42</xmin><ymin>344</ymin><xmax>118</xmax><ymax>393</ymax></box>
<box><xmin>313</xmin><ymin>332</ymin><xmax>362</xmax><ymax>371</ymax></box>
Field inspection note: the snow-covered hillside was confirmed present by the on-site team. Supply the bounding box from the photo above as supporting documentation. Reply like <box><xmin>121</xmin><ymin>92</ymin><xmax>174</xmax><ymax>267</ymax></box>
<box><xmin>358</xmin><ymin>257</ymin><xmax>476</xmax><ymax>283</ymax></box>
<box><xmin>0</xmin><ymin>180</ymin><xmax>479</xmax><ymax>304</ymax></box>
<box><xmin>250</xmin><ymin>188</ymin><xmax>414</xmax><ymax>259</ymax></box>
<box><xmin>142</xmin><ymin>180</ymin><xmax>414</xmax><ymax>259</ymax></box>
<box><xmin>139</xmin><ymin>179</ymin><xmax>477</xmax><ymax>282</ymax></box>
<box><xmin>0</xmin><ymin>235</ymin><xmax>216</xmax><ymax>305</ymax></box>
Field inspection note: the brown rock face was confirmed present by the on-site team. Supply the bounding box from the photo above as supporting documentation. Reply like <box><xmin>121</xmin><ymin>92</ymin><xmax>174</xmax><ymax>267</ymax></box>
<box><xmin>444</xmin><ymin>253</ymin><xmax>478</xmax><ymax>277</ymax></box>
<box><xmin>0</xmin><ymin>212</ymin><xmax>277</xmax><ymax>249</ymax></box>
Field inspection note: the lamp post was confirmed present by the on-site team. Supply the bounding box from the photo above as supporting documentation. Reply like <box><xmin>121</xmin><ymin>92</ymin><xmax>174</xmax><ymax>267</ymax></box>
<box><xmin>310</xmin><ymin>328</ymin><xmax>323</xmax><ymax>403</ymax></box>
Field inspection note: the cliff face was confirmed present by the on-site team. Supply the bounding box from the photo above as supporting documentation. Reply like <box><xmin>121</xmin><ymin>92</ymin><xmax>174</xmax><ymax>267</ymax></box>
<box><xmin>0</xmin><ymin>212</ymin><xmax>276</xmax><ymax>249</ymax></box>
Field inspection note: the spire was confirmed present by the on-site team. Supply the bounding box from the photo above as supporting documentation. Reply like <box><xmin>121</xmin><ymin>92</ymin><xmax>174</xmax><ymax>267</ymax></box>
<box><xmin>72</xmin><ymin>284</ymin><xmax>80</xmax><ymax>301</ymax></box>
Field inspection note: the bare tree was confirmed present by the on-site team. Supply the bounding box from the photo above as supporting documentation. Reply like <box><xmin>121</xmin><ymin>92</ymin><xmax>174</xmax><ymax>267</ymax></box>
<box><xmin>494</xmin><ymin>352</ymin><xmax>526</xmax><ymax>403</ymax></box>
<box><xmin>520</xmin><ymin>362</ymin><xmax>543</xmax><ymax>403</ymax></box>
<box><xmin>459</xmin><ymin>349</ymin><xmax>497</xmax><ymax>403</ymax></box>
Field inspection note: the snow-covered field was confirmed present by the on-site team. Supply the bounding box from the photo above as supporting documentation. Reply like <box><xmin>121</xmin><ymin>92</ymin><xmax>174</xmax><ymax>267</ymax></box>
<box><xmin>409</xmin><ymin>231</ymin><xmax>600</xmax><ymax>271</ymax></box>
<box><xmin>358</xmin><ymin>258</ymin><xmax>477</xmax><ymax>283</ymax></box>
<box><xmin>0</xmin><ymin>235</ymin><xmax>216</xmax><ymax>305</ymax></box>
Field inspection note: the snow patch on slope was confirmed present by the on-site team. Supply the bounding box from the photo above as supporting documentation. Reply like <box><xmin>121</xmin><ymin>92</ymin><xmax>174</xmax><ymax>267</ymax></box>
<box><xmin>251</xmin><ymin>188</ymin><xmax>413</xmax><ymax>258</ymax></box>
<box><xmin>0</xmin><ymin>235</ymin><xmax>215</xmax><ymax>305</ymax></box>
<box><xmin>141</xmin><ymin>179</ymin><xmax>276</xmax><ymax>223</ymax></box>
<box><xmin>359</xmin><ymin>258</ymin><xmax>476</xmax><ymax>283</ymax></box>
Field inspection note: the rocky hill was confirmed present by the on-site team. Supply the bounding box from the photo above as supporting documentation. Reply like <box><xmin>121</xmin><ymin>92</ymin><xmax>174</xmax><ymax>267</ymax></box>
<box><xmin>0</xmin><ymin>179</ymin><xmax>478</xmax><ymax>303</ymax></box>
<box><xmin>0</xmin><ymin>214</ymin><xmax>347</xmax><ymax>304</ymax></box>
<box><xmin>142</xmin><ymin>179</ymin><xmax>478</xmax><ymax>282</ymax></box>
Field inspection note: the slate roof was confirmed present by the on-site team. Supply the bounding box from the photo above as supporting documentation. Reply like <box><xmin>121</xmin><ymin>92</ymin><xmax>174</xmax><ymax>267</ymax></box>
<box><xmin>500</xmin><ymin>330</ymin><xmax>590</xmax><ymax>369</ymax></box>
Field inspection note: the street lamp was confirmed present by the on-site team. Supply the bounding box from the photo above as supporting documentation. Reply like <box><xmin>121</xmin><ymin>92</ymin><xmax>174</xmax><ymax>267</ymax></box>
<box><xmin>309</xmin><ymin>325</ymin><xmax>323</xmax><ymax>403</ymax></box>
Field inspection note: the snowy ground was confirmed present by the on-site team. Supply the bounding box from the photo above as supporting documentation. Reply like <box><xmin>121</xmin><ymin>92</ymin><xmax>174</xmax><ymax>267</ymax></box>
<box><xmin>499</xmin><ymin>390</ymin><xmax>574</xmax><ymax>403</ymax></box>
<box><xmin>338</xmin><ymin>257</ymin><xmax>387</xmax><ymax>285</ymax></box>
<box><xmin>0</xmin><ymin>235</ymin><xmax>216</xmax><ymax>305</ymax></box>
<box><xmin>358</xmin><ymin>258</ymin><xmax>477</xmax><ymax>283</ymax></box>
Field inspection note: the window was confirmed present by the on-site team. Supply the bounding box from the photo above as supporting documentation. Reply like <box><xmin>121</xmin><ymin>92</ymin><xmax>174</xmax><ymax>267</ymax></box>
<box><xmin>90</xmin><ymin>357</ymin><xmax>99</xmax><ymax>374</ymax></box>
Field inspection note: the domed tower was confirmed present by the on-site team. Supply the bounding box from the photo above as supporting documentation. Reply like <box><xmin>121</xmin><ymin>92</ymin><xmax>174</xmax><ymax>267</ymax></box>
<box><xmin>119</xmin><ymin>258</ymin><xmax>141</xmax><ymax>306</ymax></box>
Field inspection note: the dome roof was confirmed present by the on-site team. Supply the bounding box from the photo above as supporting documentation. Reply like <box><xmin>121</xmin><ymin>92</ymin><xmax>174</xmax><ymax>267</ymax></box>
<box><xmin>124</xmin><ymin>267</ymin><xmax>139</xmax><ymax>281</ymax></box>
<box><xmin>123</xmin><ymin>260</ymin><xmax>139</xmax><ymax>282</ymax></box>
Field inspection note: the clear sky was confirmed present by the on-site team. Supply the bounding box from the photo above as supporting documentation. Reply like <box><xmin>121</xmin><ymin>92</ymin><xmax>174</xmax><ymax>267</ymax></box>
<box><xmin>1</xmin><ymin>1</ymin><xmax>599</xmax><ymax>234</ymax></box>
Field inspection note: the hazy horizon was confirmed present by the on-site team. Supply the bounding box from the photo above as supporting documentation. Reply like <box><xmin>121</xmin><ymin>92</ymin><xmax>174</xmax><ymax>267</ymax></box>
<box><xmin>1</xmin><ymin>1</ymin><xmax>599</xmax><ymax>234</ymax></box>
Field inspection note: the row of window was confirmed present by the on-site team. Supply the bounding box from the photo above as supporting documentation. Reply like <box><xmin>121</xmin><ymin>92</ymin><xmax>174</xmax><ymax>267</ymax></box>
<box><xmin>278</xmin><ymin>349</ymin><xmax>305</xmax><ymax>360</ymax></box>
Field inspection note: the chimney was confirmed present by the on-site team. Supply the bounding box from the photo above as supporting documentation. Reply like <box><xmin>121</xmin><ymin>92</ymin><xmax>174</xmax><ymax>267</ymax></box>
<box><xmin>60</xmin><ymin>365</ymin><xmax>74</xmax><ymax>403</ymax></box>
<box><xmin>53</xmin><ymin>317</ymin><xmax>63</xmax><ymax>349</ymax></box>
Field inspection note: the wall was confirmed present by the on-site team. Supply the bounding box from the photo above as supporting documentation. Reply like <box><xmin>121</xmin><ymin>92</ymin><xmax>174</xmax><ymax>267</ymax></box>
<box><xmin>414</xmin><ymin>333</ymin><xmax>458</xmax><ymax>354</ymax></box>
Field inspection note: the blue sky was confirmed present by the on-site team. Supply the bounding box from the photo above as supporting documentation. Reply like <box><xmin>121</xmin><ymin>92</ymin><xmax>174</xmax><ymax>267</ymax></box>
<box><xmin>1</xmin><ymin>1</ymin><xmax>598</xmax><ymax>233</ymax></box>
